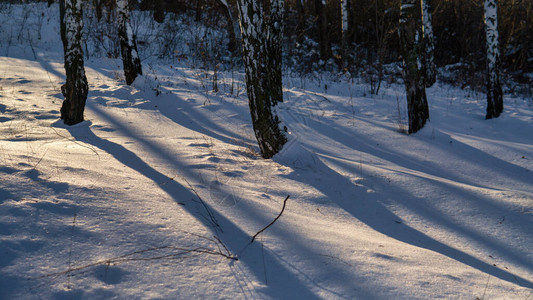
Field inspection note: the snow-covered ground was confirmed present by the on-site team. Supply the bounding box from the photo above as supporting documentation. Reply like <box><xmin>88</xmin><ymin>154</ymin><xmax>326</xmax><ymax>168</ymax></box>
<box><xmin>1</xmin><ymin>3</ymin><xmax>532</xmax><ymax>299</ymax></box>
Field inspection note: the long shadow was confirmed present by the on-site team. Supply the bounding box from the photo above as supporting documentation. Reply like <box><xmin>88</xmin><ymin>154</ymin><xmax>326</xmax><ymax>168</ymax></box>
<box><xmin>287</xmin><ymin>110</ymin><xmax>533</xmax><ymax>281</ymax></box>
<box><xmin>65</xmin><ymin>107</ymin><xmax>326</xmax><ymax>299</ymax></box>
<box><xmin>316</xmin><ymin>146</ymin><xmax>533</xmax><ymax>244</ymax></box>
<box><xmin>152</xmin><ymin>89</ymin><xmax>251</xmax><ymax>147</ymax></box>
<box><xmin>282</xmin><ymin>87</ymin><xmax>533</xmax><ymax>191</ymax></box>
<box><xmin>299</xmin><ymin>113</ymin><xmax>533</xmax><ymax>193</ymax></box>
<box><xmin>35</xmin><ymin>54</ymin><xmax>65</xmax><ymax>82</ymax></box>
<box><xmin>84</xmin><ymin>68</ymin><xmax>254</xmax><ymax>147</ymax></box>
<box><xmin>276</xmin><ymin>146</ymin><xmax>533</xmax><ymax>289</ymax></box>
<box><xmin>79</xmin><ymin>101</ymin><xmax>386</xmax><ymax>297</ymax></box>
<box><xmin>321</xmin><ymin>152</ymin><xmax>533</xmax><ymax>272</ymax></box>
<box><xmin>72</xmin><ymin>65</ymin><xmax>533</xmax><ymax>293</ymax></box>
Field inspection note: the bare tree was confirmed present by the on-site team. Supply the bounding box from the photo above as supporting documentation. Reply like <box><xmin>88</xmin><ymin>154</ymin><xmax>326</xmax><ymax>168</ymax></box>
<box><xmin>399</xmin><ymin>0</ymin><xmax>429</xmax><ymax>133</ymax></box>
<box><xmin>215</xmin><ymin>0</ymin><xmax>237</xmax><ymax>53</ymax></box>
<box><xmin>315</xmin><ymin>0</ymin><xmax>332</xmax><ymax>60</ymax></box>
<box><xmin>196</xmin><ymin>0</ymin><xmax>204</xmax><ymax>22</ymax></box>
<box><xmin>295</xmin><ymin>0</ymin><xmax>306</xmax><ymax>43</ymax></box>
<box><xmin>93</xmin><ymin>0</ymin><xmax>103</xmax><ymax>20</ymax></box>
<box><xmin>60</xmin><ymin>0</ymin><xmax>89</xmax><ymax>125</ymax></box>
<box><xmin>116</xmin><ymin>0</ymin><xmax>142</xmax><ymax>85</ymax></box>
<box><xmin>484</xmin><ymin>0</ymin><xmax>503</xmax><ymax>119</ymax></box>
<box><xmin>236</xmin><ymin>0</ymin><xmax>287</xmax><ymax>158</ymax></box>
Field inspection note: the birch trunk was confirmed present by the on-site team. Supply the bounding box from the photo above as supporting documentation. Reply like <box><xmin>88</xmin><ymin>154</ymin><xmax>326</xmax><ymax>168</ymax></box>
<box><xmin>484</xmin><ymin>0</ymin><xmax>504</xmax><ymax>119</ymax></box>
<box><xmin>421</xmin><ymin>0</ymin><xmax>436</xmax><ymax>87</ymax></box>
<box><xmin>399</xmin><ymin>0</ymin><xmax>429</xmax><ymax>134</ymax></box>
<box><xmin>268</xmin><ymin>0</ymin><xmax>284</xmax><ymax>105</ymax></box>
<box><xmin>236</xmin><ymin>0</ymin><xmax>287</xmax><ymax>158</ymax></box>
<box><xmin>117</xmin><ymin>0</ymin><xmax>142</xmax><ymax>85</ymax></box>
<box><xmin>341</xmin><ymin>0</ymin><xmax>351</xmax><ymax>47</ymax></box>
<box><xmin>60</xmin><ymin>0</ymin><xmax>89</xmax><ymax>126</ymax></box>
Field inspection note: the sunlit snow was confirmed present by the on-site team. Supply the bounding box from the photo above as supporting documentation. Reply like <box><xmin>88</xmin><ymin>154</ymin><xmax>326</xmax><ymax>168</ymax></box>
<box><xmin>1</xmin><ymin>3</ymin><xmax>532</xmax><ymax>299</ymax></box>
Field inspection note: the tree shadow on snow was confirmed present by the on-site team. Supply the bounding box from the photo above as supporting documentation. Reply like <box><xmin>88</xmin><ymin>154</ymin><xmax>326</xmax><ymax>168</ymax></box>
<box><xmin>86</xmin><ymin>70</ymin><xmax>255</xmax><ymax>148</ymax></box>
<box><xmin>275</xmin><ymin>142</ymin><xmax>533</xmax><ymax>290</ymax></box>
<box><xmin>65</xmin><ymin>104</ymin><xmax>332</xmax><ymax>299</ymax></box>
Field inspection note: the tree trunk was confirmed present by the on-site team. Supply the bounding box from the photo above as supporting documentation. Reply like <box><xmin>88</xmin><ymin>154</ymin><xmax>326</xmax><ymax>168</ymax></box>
<box><xmin>484</xmin><ymin>0</ymin><xmax>503</xmax><ymax>119</ymax></box>
<box><xmin>215</xmin><ymin>0</ymin><xmax>237</xmax><ymax>53</ymax></box>
<box><xmin>60</xmin><ymin>0</ymin><xmax>89</xmax><ymax>126</ymax></box>
<box><xmin>421</xmin><ymin>0</ymin><xmax>436</xmax><ymax>87</ymax></box>
<box><xmin>236</xmin><ymin>0</ymin><xmax>287</xmax><ymax>159</ymax></box>
<box><xmin>268</xmin><ymin>0</ymin><xmax>284</xmax><ymax>105</ymax></box>
<box><xmin>399</xmin><ymin>0</ymin><xmax>429</xmax><ymax>134</ymax></box>
<box><xmin>196</xmin><ymin>0</ymin><xmax>203</xmax><ymax>22</ymax></box>
<box><xmin>117</xmin><ymin>0</ymin><xmax>143</xmax><ymax>85</ymax></box>
<box><xmin>59</xmin><ymin>0</ymin><xmax>66</xmax><ymax>51</ymax></box>
<box><xmin>153</xmin><ymin>0</ymin><xmax>165</xmax><ymax>23</ymax></box>
<box><xmin>295</xmin><ymin>0</ymin><xmax>305</xmax><ymax>44</ymax></box>
<box><xmin>94</xmin><ymin>0</ymin><xmax>103</xmax><ymax>20</ymax></box>
<box><xmin>341</xmin><ymin>0</ymin><xmax>351</xmax><ymax>48</ymax></box>
<box><xmin>315</xmin><ymin>0</ymin><xmax>332</xmax><ymax>61</ymax></box>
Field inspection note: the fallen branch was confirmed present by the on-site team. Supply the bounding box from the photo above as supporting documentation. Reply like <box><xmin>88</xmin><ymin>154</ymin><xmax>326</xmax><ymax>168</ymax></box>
<box><xmin>183</xmin><ymin>177</ymin><xmax>223</xmax><ymax>232</ymax></box>
<box><xmin>29</xmin><ymin>244</ymin><xmax>237</xmax><ymax>281</ymax></box>
<box><xmin>250</xmin><ymin>195</ymin><xmax>290</xmax><ymax>244</ymax></box>
<box><xmin>170</xmin><ymin>175</ymin><xmax>223</xmax><ymax>232</ymax></box>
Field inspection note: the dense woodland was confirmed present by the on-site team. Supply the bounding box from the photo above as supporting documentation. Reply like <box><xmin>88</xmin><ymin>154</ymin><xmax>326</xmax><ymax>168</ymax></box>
<box><xmin>101</xmin><ymin>0</ymin><xmax>532</xmax><ymax>81</ymax></box>
<box><xmin>1</xmin><ymin>1</ymin><xmax>533</xmax><ymax>297</ymax></box>
<box><xmin>36</xmin><ymin>0</ymin><xmax>533</xmax><ymax>84</ymax></box>
<box><xmin>2</xmin><ymin>0</ymin><xmax>532</xmax><ymax>155</ymax></box>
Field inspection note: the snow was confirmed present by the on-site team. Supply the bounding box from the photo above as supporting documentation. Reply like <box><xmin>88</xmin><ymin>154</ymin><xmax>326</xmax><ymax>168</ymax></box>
<box><xmin>1</xmin><ymin>3</ymin><xmax>533</xmax><ymax>300</ymax></box>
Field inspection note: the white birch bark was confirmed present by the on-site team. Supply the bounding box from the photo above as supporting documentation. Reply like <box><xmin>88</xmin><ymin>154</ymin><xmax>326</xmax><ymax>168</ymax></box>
<box><xmin>399</xmin><ymin>0</ymin><xmax>429</xmax><ymax>133</ymax></box>
<box><xmin>236</xmin><ymin>0</ymin><xmax>287</xmax><ymax>158</ymax></box>
<box><xmin>341</xmin><ymin>0</ymin><xmax>351</xmax><ymax>48</ymax></box>
<box><xmin>60</xmin><ymin>0</ymin><xmax>89</xmax><ymax>125</ymax></box>
<box><xmin>484</xmin><ymin>0</ymin><xmax>503</xmax><ymax>119</ymax></box>
<box><xmin>342</xmin><ymin>0</ymin><xmax>349</xmax><ymax>35</ymax></box>
<box><xmin>421</xmin><ymin>0</ymin><xmax>436</xmax><ymax>87</ymax></box>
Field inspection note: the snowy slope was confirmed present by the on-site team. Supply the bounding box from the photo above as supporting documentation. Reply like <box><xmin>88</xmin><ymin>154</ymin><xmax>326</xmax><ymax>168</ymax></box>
<box><xmin>1</xmin><ymin>3</ymin><xmax>533</xmax><ymax>300</ymax></box>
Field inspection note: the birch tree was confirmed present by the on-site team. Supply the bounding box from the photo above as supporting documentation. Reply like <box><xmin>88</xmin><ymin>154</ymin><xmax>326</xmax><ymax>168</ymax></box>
<box><xmin>268</xmin><ymin>0</ymin><xmax>284</xmax><ymax>105</ymax></box>
<box><xmin>60</xmin><ymin>0</ymin><xmax>89</xmax><ymax>125</ymax></box>
<box><xmin>341</xmin><ymin>0</ymin><xmax>351</xmax><ymax>47</ymax></box>
<box><xmin>421</xmin><ymin>0</ymin><xmax>436</xmax><ymax>87</ymax></box>
<box><xmin>484</xmin><ymin>0</ymin><xmax>503</xmax><ymax>119</ymax></box>
<box><xmin>116</xmin><ymin>0</ymin><xmax>142</xmax><ymax>85</ymax></box>
<box><xmin>236</xmin><ymin>0</ymin><xmax>287</xmax><ymax>158</ymax></box>
<box><xmin>399</xmin><ymin>0</ymin><xmax>429</xmax><ymax>133</ymax></box>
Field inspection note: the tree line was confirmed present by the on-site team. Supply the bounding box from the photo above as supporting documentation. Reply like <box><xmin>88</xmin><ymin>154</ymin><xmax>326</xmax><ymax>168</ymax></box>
<box><xmin>129</xmin><ymin>0</ymin><xmax>531</xmax><ymax>77</ymax></box>
<box><xmin>55</xmin><ymin>0</ymin><xmax>522</xmax><ymax>158</ymax></box>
